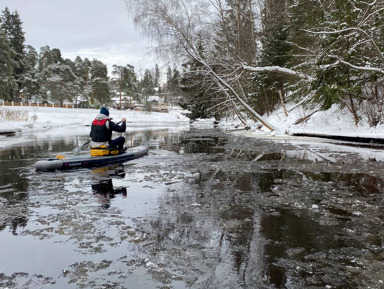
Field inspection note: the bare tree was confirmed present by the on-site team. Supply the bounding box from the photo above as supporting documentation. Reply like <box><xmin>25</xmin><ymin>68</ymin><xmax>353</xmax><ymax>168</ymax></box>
<box><xmin>125</xmin><ymin>0</ymin><xmax>275</xmax><ymax>130</ymax></box>
<box><xmin>126</xmin><ymin>0</ymin><xmax>384</xmax><ymax>129</ymax></box>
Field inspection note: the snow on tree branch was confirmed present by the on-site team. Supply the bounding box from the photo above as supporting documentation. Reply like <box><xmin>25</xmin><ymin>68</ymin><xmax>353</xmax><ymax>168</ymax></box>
<box><xmin>242</xmin><ymin>65</ymin><xmax>314</xmax><ymax>81</ymax></box>
<box><xmin>330</xmin><ymin>55</ymin><xmax>384</xmax><ymax>75</ymax></box>
<box><xmin>303</xmin><ymin>27</ymin><xmax>384</xmax><ymax>62</ymax></box>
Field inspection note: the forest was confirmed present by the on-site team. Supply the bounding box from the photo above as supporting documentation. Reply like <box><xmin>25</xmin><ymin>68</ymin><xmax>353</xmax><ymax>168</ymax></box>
<box><xmin>0</xmin><ymin>7</ymin><xmax>180</xmax><ymax>109</ymax></box>
<box><xmin>2</xmin><ymin>0</ymin><xmax>384</xmax><ymax>129</ymax></box>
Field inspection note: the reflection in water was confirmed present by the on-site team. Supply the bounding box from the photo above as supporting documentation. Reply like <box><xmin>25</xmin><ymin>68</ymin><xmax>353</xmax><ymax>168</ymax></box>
<box><xmin>1</xmin><ymin>129</ymin><xmax>384</xmax><ymax>288</ymax></box>
<box><xmin>91</xmin><ymin>179</ymin><xmax>127</xmax><ymax>209</ymax></box>
<box><xmin>91</xmin><ymin>165</ymin><xmax>127</xmax><ymax>209</ymax></box>
<box><xmin>140</xmin><ymin>142</ymin><xmax>384</xmax><ymax>289</ymax></box>
<box><xmin>261</xmin><ymin>210</ymin><xmax>336</xmax><ymax>287</ymax></box>
<box><xmin>0</xmin><ymin>146</ymin><xmax>32</xmax><ymax>235</ymax></box>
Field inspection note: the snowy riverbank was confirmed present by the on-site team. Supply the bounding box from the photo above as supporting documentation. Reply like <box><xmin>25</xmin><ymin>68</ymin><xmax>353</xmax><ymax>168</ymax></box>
<box><xmin>2</xmin><ymin>103</ymin><xmax>384</xmax><ymax>148</ymax></box>
<box><xmin>0</xmin><ymin>106</ymin><xmax>190</xmax><ymax>147</ymax></box>
<box><xmin>213</xmin><ymin>103</ymin><xmax>384</xmax><ymax>142</ymax></box>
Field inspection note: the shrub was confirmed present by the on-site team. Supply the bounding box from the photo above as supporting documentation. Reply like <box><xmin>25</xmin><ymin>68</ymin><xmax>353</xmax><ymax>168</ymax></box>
<box><xmin>0</xmin><ymin>108</ymin><xmax>38</xmax><ymax>122</ymax></box>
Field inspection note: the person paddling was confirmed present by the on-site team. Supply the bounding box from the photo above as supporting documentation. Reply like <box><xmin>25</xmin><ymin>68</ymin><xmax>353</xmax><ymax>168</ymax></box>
<box><xmin>90</xmin><ymin>107</ymin><xmax>127</xmax><ymax>153</ymax></box>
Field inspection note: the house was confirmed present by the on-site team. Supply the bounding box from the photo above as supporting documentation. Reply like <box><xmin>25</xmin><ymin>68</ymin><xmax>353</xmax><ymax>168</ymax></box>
<box><xmin>111</xmin><ymin>96</ymin><xmax>137</xmax><ymax>110</ymax></box>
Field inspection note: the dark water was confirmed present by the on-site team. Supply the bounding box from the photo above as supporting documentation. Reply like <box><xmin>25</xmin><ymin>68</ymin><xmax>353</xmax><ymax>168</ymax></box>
<box><xmin>0</xmin><ymin>128</ymin><xmax>383</xmax><ymax>289</ymax></box>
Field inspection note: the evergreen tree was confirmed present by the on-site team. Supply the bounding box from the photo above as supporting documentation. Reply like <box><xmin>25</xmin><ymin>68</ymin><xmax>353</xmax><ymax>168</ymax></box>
<box><xmin>165</xmin><ymin>66</ymin><xmax>180</xmax><ymax>95</ymax></box>
<box><xmin>90</xmin><ymin>59</ymin><xmax>110</xmax><ymax>106</ymax></box>
<box><xmin>111</xmin><ymin>64</ymin><xmax>138</xmax><ymax>108</ymax></box>
<box><xmin>139</xmin><ymin>69</ymin><xmax>155</xmax><ymax>99</ymax></box>
<box><xmin>172</xmin><ymin>68</ymin><xmax>180</xmax><ymax>90</ymax></box>
<box><xmin>179</xmin><ymin>56</ymin><xmax>215</xmax><ymax>120</ymax></box>
<box><xmin>1</xmin><ymin>8</ymin><xmax>26</xmax><ymax>99</ymax></box>
<box><xmin>22</xmin><ymin>45</ymin><xmax>40</xmax><ymax>102</ymax></box>
<box><xmin>0</xmin><ymin>26</ymin><xmax>16</xmax><ymax>100</ymax></box>
<box><xmin>37</xmin><ymin>46</ymin><xmax>54</xmax><ymax>103</ymax></box>
<box><xmin>65</xmin><ymin>57</ymin><xmax>84</xmax><ymax>107</ymax></box>
<box><xmin>122</xmin><ymin>64</ymin><xmax>138</xmax><ymax>101</ymax></box>
<box><xmin>43</xmin><ymin>63</ymin><xmax>77</xmax><ymax>106</ymax></box>
<box><xmin>79</xmin><ymin>57</ymin><xmax>90</xmax><ymax>106</ymax></box>
<box><xmin>38</xmin><ymin>46</ymin><xmax>78</xmax><ymax>106</ymax></box>
<box><xmin>253</xmin><ymin>0</ymin><xmax>293</xmax><ymax>115</ymax></box>
<box><xmin>38</xmin><ymin>46</ymin><xmax>54</xmax><ymax>71</ymax></box>
<box><xmin>288</xmin><ymin>0</ymin><xmax>384</xmax><ymax>124</ymax></box>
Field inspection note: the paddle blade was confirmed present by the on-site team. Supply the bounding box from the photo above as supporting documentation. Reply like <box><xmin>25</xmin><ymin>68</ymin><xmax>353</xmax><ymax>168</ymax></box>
<box><xmin>73</xmin><ymin>140</ymin><xmax>91</xmax><ymax>155</ymax></box>
<box><xmin>72</xmin><ymin>146</ymin><xmax>82</xmax><ymax>155</ymax></box>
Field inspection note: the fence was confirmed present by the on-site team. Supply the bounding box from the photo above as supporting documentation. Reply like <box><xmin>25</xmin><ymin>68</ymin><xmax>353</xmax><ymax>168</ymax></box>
<box><xmin>1</xmin><ymin>102</ymin><xmax>75</xmax><ymax>109</ymax></box>
<box><xmin>1</xmin><ymin>101</ymin><xmax>170</xmax><ymax>111</ymax></box>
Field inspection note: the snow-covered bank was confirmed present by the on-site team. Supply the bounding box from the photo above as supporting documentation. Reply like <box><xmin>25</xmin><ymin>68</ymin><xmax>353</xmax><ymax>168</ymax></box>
<box><xmin>2</xmin><ymin>103</ymin><xmax>384</xmax><ymax>148</ymax></box>
<box><xmin>271</xmin><ymin>104</ymin><xmax>384</xmax><ymax>139</ymax></box>
<box><xmin>0</xmin><ymin>106</ymin><xmax>190</xmax><ymax>147</ymax></box>
<box><xmin>217</xmin><ymin>103</ymin><xmax>384</xmax><ymax>141</ymax></box>
<box><xmin>0</xmin><ymin>106</ymin><xmax>190</xmax><ymax>129</ymax></box>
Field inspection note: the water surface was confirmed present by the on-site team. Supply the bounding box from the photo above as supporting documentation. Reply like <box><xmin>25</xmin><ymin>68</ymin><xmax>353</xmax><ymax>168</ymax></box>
<box><xmin>0</xmin><ymin>128</ymin><xmax>383</xmax><ymax>288</ymax></box>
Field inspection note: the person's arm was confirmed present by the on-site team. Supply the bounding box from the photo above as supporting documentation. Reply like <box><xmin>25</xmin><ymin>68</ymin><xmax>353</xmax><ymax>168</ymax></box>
<box><xmin>109</xmin><ymin>118</ymin><xmax>126</xmax><ymax>133</ymax></box>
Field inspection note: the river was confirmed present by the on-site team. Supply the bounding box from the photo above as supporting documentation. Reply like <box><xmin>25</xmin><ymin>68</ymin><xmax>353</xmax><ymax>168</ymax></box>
<box><xmin>0</xmin><ymin>126</ymin><xmax>383</xmax><ymax>289</ymax></box>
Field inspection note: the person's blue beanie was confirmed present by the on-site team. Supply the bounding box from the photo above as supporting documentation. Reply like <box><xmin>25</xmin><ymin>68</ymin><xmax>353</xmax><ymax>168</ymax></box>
<box><xmin>100</xmin><ymin>107</ymin><xmax>109</xmax><ymax>116</ymax></box>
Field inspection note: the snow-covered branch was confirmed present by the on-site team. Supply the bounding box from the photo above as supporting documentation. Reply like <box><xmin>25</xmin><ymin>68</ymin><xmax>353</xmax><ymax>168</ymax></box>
<box><xmin>330</xmin><ymin>56</ymin><xmax>384</xmax><ymax>75</ymax></box>
<box><xmin>303</xmin><ymin>27</ymin><xmax>384</xmax><ymax>62</ymax></box>
<box><xmin>242</xmin><ymin>65</ymin><xmax>314</xmax><ymax>81</ymax></box>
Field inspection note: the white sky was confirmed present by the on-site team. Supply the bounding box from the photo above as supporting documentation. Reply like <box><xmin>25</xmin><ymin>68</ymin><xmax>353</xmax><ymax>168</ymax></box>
<box><xmin>0</xmin><ymin>0</ymin><xmax>158</xmax><ymax>75</ymax></box>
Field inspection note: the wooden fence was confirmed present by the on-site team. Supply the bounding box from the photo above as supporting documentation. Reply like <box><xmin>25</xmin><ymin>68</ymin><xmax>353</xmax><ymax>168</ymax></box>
<box><xmin>0</xmin><ymin>101</ymin><xmax>170</xmax><ymax>112</ymax></box>
<box><xmin>1</xmin><ymin>101</ymin><xmax>75</xmax><ymax>109</ymax></box>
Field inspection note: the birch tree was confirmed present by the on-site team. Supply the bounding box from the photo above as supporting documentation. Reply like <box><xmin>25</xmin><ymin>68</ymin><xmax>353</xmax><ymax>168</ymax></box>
<box><xmin>125</xmin><ymin>0</ymin><xmax>275</xmax><ymax>130</ymax></box>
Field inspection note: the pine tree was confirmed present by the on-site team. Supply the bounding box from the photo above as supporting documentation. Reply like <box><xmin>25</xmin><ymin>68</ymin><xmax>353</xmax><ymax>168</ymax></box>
<box><xmin>38</xmin><ymin>46</ymin><xmax>78</xmax><ymax>106</ymax></box>
<box><xmin>139</xmin><ymin>69</ymin><xmax>154</xmax><ymax>99</ymax></box>
<box><xmin>43</xmin><ymin>63</ymin><xmax>77</xmax><ymax>106</ymax></box>
<box><xmin>81</xmin><ymin>57</ymin><xmax>92</xmax><ymax>107</ymax></box>
<box><xmin>90</xmin><ymin>59</ymin><xmax>110</xmax><ymax>106</ymax></box>
<box><xmin>65</xmin><ymin>57</ymin><xmax>84</xmax><ymax>107</ymax></box>
<box><xmin>111</xmin><ymin>64</ymin><xmax>138</xmax><ymax>108</ymax></box>
<box><xmin>123</xmin><ymin>64</ymin><xmax>138</xmax><ymax>102</ymax></box>
<box><xmin>22</xmin><ymin>45</ymin><xmax>40</xmax><ymax>102</ymax></box>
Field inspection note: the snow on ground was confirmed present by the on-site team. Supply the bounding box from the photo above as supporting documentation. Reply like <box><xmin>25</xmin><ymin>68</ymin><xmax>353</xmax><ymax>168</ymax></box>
<box><xmin>2</xmin><ymin>102</ymin><xmax>384</xmax><ymax>149</ymax></box>
<box><xmin>267</xmin><ymin>103</ymin><xmax>384</xmax><ymax>138</ymax></box>
<box><xmin>0</xmin><ymin>106</ymin><xmax>190</xmax><ymax>147</ymax></box>
<box><xmin>216</xmin><ymin>103</ymin><xmax>384</xmax><ymax>140</ymax></box>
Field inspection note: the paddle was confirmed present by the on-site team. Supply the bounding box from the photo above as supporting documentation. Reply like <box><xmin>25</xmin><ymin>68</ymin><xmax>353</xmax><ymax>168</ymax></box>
<box><xmin>73</xmin><ymin>140</ymin><xmax>91</xmax><ymax>155</ymax></box>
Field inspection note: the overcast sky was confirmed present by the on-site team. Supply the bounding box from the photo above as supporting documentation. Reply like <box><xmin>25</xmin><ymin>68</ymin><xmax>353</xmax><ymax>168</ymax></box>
<box><xmin>0</xmin><ymin>0</ymin><xmax>157</xmax><ymax>75</ymax></box>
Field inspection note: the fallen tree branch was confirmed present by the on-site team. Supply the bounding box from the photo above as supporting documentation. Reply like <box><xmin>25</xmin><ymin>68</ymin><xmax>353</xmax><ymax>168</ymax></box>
<box><xmin>294</xmin><ymin>110</ymin><xmax>320</xmax><ymax>125</ymax></box>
